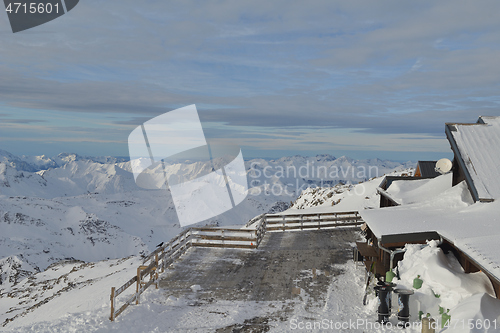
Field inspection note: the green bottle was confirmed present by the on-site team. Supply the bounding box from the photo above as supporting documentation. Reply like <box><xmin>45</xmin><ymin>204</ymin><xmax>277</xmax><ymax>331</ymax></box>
<box><xmin>413</xmin><ymin>275</ymin><xmax>423</xmax><ymax>289</ymax></box>
<box><xmin>386</xmin><ymin>270</ymin><xmax>395</xmax><ymax>282</ymax></box>
<box><xmin>441</xmin><ymin>309</ymin><xmax>451</xmax><ymax>328</ymax></box>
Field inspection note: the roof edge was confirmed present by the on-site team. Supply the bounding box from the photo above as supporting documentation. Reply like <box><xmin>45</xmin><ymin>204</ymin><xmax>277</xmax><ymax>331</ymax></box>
<box><xmin>445</xmin><ymin>124</ymin><xmax>481</xmax><ymax>202</ymax></box>
<box><xmin>380</xmin><ymin>231</ymin><xmax>440</xmax><ymax>245</ymax></box>
<box><xmin>441</xmin><ymin>235</ymin><xmax>500</xmax><ymax>285</ymax></box>
<box><xmin>376</xmin><ymin>186</ymin><xmax>401</xmax><ymax>206</ymax></box>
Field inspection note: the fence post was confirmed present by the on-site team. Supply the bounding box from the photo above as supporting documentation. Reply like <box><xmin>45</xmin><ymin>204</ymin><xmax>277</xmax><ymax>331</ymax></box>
<box><xmin>155</xmin><ymin>253</ymin><xmax>159</xmax><ymax>289</ymax></box>
<box><xmin>161</xmin><ymin>247</ymin><xmax>166</xmax><ymax>272</ymax></box>
<box><xmin>282</xmin><ymin>215</ymin><xmax>285</xmax><ymax>232</ymax></box>
<box><xmin>110</xmin><ymin>287</ymin><xmax>115</xmax><ymax>321</ymax></box>
<box><xmin>318</xmin><ymin>214</ymin><xmax>320</xmax><ymax>230</ymax></box>
<box><xmin>136</xmin><ymin>267</ymin><xmax>141</xmax><ymax>305</ymax></box>
<box><xmin>300</xmin><ymin>215</ymin><xmax>303</xmax><ymax>230</ymax></box>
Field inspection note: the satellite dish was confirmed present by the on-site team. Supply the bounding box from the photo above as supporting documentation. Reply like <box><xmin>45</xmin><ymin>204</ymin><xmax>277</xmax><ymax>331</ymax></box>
<box><xmin>435</xmin><ymin>158</ymin><xmax>453</xmax><ymax>174</ymax></box>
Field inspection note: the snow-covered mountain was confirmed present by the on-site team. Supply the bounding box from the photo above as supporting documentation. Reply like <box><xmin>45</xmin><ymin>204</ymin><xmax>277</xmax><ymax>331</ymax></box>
<box><xmin>0</xmin><ymin>149</ymin><xmax>128</xmax><ymax>173</ymax></box>
<box><xmin>0</xmin><ymin>150</ymin><xmax>413</xmax><ymax>293</ymax></box>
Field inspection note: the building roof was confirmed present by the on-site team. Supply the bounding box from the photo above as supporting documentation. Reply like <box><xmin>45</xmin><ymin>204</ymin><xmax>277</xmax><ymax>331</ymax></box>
<box><xmin>360</xmin><ymin>178</ymin><xmax>500</xmax><ymax>283</ymax></box>
<box><xmin>446</xmin><ymin>116</ymin><xmax>500</xmax><ymax>202</ymax></box>
<box><xmin>377</xmin><ymin>173</ymin><xmax>449</xmax><ymax>206</ymax></box>
<box><xmin>416</xmin><ymin>161</ymin><xmax>440</xmax><ymax>178</ymax></box>
<box><xmin>384</xmin><ymin>173</ymin><xmax>452</xmax><ymax>205</ymax></box>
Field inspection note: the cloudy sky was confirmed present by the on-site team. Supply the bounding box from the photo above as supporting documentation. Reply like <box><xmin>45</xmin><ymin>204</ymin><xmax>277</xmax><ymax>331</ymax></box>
<box><xmin>1</xmin><ymin>1</ymin><xmax>500</xmax><ymax>161</ymax></box>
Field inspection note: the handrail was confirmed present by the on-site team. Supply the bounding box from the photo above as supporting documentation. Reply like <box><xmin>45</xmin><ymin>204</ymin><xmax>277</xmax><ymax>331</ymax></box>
<box><xmin>110</xmin><ymin>210</ymin><xmax>362</xmax><ymax>321</ymax></box>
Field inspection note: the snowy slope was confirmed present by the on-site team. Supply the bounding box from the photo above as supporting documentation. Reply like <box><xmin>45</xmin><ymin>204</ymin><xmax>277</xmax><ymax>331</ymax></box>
<box><xmin>285</xmin><ymin>167</ymin><xmax>415</xmax><ymax>214</ymax></box>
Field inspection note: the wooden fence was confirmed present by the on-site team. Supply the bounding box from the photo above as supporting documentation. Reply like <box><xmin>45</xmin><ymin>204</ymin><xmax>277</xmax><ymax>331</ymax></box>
<box><xmin>110</xmin><ymin>210</ymin><xmax>361</xmax><ymax>321</ymax></box>
<box><xmin>109</xmin><ymin>218</ymin><xmax>266</xmax><ymax>321</ymax></box>
<box><xmin>265</xmin><ymin>211</ymin><xmax>362</xmax><ymax>231</ymax></box>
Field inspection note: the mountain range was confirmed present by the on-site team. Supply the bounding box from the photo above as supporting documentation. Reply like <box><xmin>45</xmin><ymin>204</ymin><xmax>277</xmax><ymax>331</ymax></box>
<box><xmin>0</xmin><ymin>149</ymin><xmax>414</xmax><ymax>291</ymax></box>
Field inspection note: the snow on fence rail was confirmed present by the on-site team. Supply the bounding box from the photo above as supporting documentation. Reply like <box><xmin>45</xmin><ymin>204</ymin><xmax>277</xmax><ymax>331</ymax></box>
<box><xmin>109</xmin><ymin>211</ymin><xmax>361</xmax><ymax>321</ymax></box>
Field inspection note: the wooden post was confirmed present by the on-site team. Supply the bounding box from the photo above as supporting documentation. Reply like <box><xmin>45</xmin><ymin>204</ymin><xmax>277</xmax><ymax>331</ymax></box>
<box><xmin>318</xmin><ymin>214</ymin><xmax>320</xmax><ymax>230</ymax></box>
<box><xmin>136</xmin><ymin>267</ymin><xmax>141</xmax><ymax>304</ymax></box>
<box><xmin>110</xmin><ymin>287</ymin><xmax>115</xmax><ymax>321</ymax></box>
<box><xmin>282</xmin><ymin>215</ymin><xmax>285</xmax><ymax>232</ymax></box>
<box><xmin>155</xmin><ymin>253</ymin><xmax>159</xmax><ymax>289</ymax></box>
<box><xmin>300</xmin><ymin>215</ymin><xmax>303</xmax><ymax>230</ymax></box>
<box><xmin>160</xmin><ymin>249</ymin><xmax>164</xmax><ymax>273</ymax></box>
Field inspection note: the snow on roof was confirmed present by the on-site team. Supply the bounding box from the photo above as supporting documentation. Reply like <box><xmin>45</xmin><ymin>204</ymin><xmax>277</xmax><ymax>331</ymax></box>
<box><xmin>360</xmin><ymin>178</ymin><xmax>500</xmax><ymax>282</ymax></box>
<box><xmin>447</xmin><ymin>116</ymin><xmax>500</xmax><ymax>201</ymax></box>
<box><xmin>385</xmin><ymin>173</ymin><xmax>452</xmax><ymax>205</ymax></box>
<box><xmin>480</xmin><ymin>116</ymin><xmax>500</xmax><ymax>126</ymax></box>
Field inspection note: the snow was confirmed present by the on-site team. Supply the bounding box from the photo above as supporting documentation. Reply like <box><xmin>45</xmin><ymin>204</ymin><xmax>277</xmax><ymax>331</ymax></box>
<box><xmin>282</xmin><ymin>167</ymin><xmax>415</xmax><ymax>216</ymax></box>
<box><xmin>0</xmin><ymin>150</ymin><xmax>412</xmax><ymax>287</ymax></box>
<box><xmin>451</xmin><ymin>293</ymin><xmax>500</xmax><ymax>333</ymax></box>
<box><xmin>3</xmin><ymin>241</ymin><xmax>498</xmax><ymax>332</ymax></box>
<box><xmin>396</xmin><ymin>241</ymin><xmax>495</xmax><ymax>312</ymax></box>
<box><xmin>386</xmin><ymin>173</ymin><xmax>453</xmax><ymax>205</ymax></box>
<box><xmin>190</xmin><ymin>284</ymin><xmax>202</xmax><ymax>292</ymax></box>
<box><xmin>0</xmin><ymin>250</ymin><xmax>371</xmax><ymax>332</ymax></box>
<box><xmin>449</xmin><ymin>116</ymin><xmax>500</xmax><ymax>200</ymax></box>
<box><xmin>4</xmin><ymin>148</ymin><xmax>498</xmax><ymax>332</ymax></box>
<box><xmin>383</xmin><ymin>241</ymin><xmax>500</xmax><ymax>332</ymax></box>
<box><xmin>0</xmin><ymin>256</ymin><xmax>143</xmax><ymax>330</ymax></box>
<box><xmin>360</xmin><ymin>176</ymin><xmax>500</xmax><ymax>283</ymax></box>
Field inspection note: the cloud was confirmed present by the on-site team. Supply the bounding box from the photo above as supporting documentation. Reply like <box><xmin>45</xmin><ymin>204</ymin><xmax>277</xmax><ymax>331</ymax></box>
<box><xmin>1</xmin><ymin>0</ymin><xmax>500</xmax><ymax>156</ymax></box>
<box><xmin>0</xmin><ymin>119</ymin><xmax>46</xmax><ymax>124</ymax></box>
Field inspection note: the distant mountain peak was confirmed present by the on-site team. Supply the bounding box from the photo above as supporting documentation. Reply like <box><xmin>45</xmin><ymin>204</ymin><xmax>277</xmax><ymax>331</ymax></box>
<box><xmin>315</xmin><ymin>154</ymin><xmax>336</xmax><ymax>162</ymax></box>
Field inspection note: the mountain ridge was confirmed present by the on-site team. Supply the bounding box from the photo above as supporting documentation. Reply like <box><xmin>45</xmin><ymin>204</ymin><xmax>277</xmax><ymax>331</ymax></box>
<box><xmin>0</xmin><ymin>149</ymin><xmax>414</xmax><ymax>292</ymax></box>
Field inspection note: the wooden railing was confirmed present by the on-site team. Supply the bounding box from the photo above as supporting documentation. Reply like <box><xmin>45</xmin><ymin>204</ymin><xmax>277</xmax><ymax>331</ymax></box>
<box><xmin>265</xmin><ymin>211</ymin><xmax>362</xmax><ymax>231</ymax></box>
<box><xmin>110</xmin><ymin>210</ymin><xmax>361</xmax><ymax>321</ymax></box>
<box><xmin>110</xmin><ymin>229</ymin><xmax>192</xmax><ymax>321</ymax></box>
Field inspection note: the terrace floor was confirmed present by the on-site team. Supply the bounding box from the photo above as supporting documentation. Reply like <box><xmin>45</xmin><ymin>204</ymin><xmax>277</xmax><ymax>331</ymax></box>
<box><xmin>158</xmin><ymin>228</ymin><xmax>359</xmax><ymax>331</ymax></box>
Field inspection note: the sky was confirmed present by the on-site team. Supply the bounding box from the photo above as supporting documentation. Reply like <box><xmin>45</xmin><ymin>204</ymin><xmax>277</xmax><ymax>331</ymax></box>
<box><xmin>1</xmin><ymin>1</ymin><xmax>500</xmax><ymax>161</ymax></box>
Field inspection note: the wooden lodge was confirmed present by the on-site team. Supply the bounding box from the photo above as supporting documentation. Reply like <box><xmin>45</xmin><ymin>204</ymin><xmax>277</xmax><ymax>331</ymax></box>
<box><xmin>357</xmin><ymin>116</ymin><xmax>500</xmax><ymax>298</ymax></box>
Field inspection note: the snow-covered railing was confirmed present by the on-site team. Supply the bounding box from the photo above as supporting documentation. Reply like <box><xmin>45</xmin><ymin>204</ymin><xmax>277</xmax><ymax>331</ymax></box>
<box><xmin>265</xmin><ymin>211</ymin><xmax>362</xmax><ymax>231</ymax></box>
<box><xmin>110</xmin><ymin>210</ymin><xmax>361</xmax><ymax>321</ymax></box>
